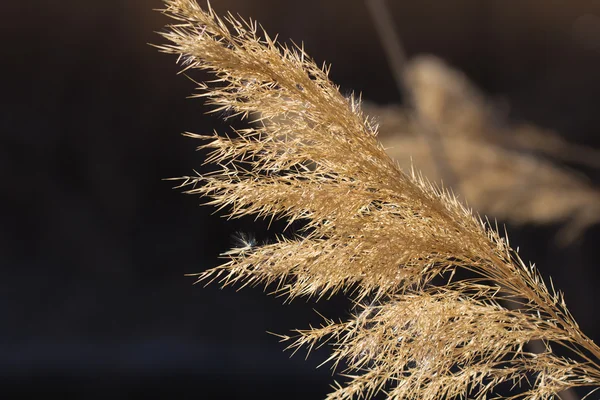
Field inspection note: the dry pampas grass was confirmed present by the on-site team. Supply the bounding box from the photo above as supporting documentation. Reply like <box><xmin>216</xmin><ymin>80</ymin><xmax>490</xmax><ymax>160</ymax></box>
<box><xmin>156</xmin><ymin>1</ymin><xmax>600</xmax><ymax>398</ymax></box>
<box><xmin>367</xmin><ymin>56</ymin><xmax>600</xmax><ymax>244</ymax></box>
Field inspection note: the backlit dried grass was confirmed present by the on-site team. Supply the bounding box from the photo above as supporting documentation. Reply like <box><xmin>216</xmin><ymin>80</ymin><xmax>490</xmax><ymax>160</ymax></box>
<box><xmin>156</xmin><ymin>1</ymin><xmax>600</xmax><ymax>398</ymax></box>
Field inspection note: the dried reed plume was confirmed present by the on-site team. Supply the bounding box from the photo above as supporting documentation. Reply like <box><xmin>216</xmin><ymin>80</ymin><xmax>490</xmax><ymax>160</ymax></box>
<box><xmin>156</xmin><ymin>1</ymin><xmax>600</xmax><ymax>398</ymax></box>
<box><xmin>366</xmin><ymin>56</ymin><xmax>600</xmax><ymax>244</ymax></box>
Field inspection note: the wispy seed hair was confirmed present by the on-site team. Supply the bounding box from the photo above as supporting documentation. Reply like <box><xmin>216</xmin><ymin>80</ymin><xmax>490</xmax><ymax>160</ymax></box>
<box><xmin>156</xmin><ymin>1</ymin><xmax>600</xmax><ymax>399</ymax></box>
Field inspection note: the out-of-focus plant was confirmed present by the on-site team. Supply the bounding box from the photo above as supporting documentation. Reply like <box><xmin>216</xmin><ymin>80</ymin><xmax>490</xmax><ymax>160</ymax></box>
<box><xmin>366</xmin><ymin>56</ymin><xmax>600</xmax><ymax>245</ymax></box>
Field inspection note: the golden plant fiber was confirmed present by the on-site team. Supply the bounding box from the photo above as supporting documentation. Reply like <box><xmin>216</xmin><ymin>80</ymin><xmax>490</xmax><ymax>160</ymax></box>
<box><xmin>156</xmin><ymin>1</ymin><xmax>600</xmax><ymax>398</ymax></box>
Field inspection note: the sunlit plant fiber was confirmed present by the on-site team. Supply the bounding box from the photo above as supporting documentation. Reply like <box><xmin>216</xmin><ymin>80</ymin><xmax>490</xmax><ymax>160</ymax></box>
<box><xmin>156</xmin><ymin>1</ymin><xmax>600</xmax><ymax>398</ymax></box>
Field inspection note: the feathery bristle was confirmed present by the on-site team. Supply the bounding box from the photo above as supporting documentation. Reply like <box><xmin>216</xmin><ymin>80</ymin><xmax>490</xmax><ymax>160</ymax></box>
<box><xmin>157</xmin><ymin>1</ymin><xmax>600</xmax><ymax>398</ymax></box>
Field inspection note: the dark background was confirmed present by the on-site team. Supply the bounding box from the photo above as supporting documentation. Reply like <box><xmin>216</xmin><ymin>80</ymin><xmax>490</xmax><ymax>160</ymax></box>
<box><xmin>3</xmin><ymin>0</ymin><xmax>600</xmax><ymax>398</ymax></box>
